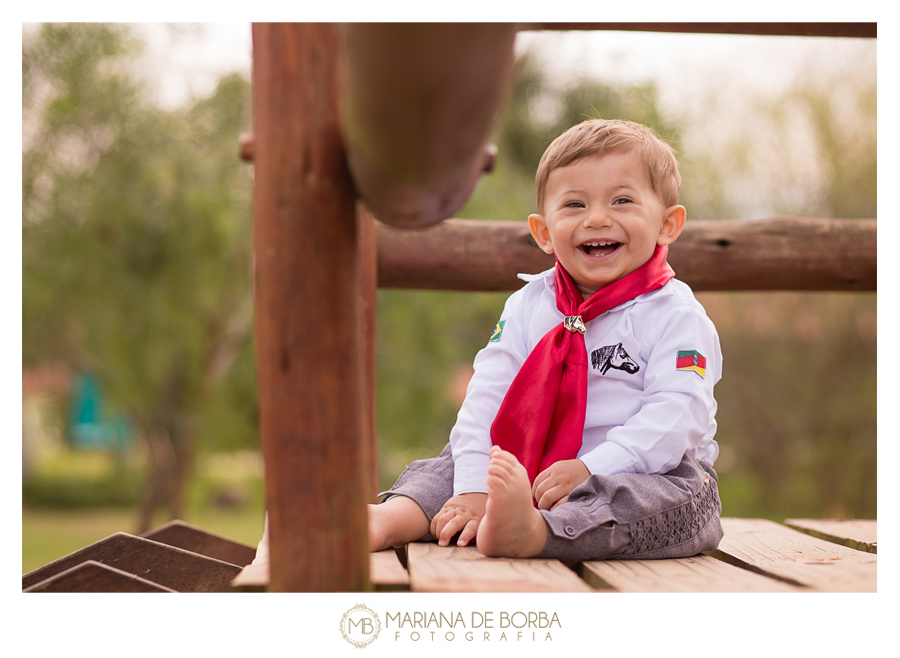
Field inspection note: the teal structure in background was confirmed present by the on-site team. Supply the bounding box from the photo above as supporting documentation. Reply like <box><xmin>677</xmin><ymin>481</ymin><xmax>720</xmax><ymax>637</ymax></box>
<box><xmin>69</xmin><ymin>373</ymin><xmax>133</xmax><ymax>451</ymax></box>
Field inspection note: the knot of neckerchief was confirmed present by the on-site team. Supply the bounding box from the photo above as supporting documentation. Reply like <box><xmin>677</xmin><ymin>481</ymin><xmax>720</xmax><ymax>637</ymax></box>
<box><xmin>490</xmin><ymin>244</ymin><xmax>675</xmax><ymax>485</ymax></box>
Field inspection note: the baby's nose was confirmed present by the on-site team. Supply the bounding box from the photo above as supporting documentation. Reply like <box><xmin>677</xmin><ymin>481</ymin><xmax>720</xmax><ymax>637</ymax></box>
<box><xmin>583</xmin><ymin>208</ymin><xmax>612</xmax><ymax>227</ymax></box>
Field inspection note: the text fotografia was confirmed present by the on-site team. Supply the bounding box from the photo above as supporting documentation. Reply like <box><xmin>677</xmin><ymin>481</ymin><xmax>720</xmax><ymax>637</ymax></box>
<box><xmin>386</xmin><ymin>611</ymin><xmax>561</xmax><ymax>642</ymax></box>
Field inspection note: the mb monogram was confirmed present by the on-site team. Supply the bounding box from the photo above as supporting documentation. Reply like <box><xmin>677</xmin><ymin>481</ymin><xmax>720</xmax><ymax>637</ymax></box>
<box><xmin>340</xmin><ymin>604</ymin><xmax>381</xmax><ymax>648</ymax></box>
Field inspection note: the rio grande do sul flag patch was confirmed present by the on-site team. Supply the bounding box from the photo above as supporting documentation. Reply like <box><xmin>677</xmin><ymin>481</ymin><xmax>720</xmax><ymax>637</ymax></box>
<box><xmin>676</xmin><ymin>350</ymin><xmax>707</xmax><ymax>378</ymax></box>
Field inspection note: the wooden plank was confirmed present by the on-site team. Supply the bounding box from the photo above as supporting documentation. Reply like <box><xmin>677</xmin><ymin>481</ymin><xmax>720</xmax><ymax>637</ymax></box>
<box><xmin>229</xmin><ymin>550</ymin><xmax>409</xmax><ymax>591</ymax></box>
<box><xmin>24</xmin><ymin>560</ymin><xmax>176</xmax><ymax>593</ymax></box>
<box><xmin>141</xmin><ymin>519</ymin><xmax>257</xmax><ymax>566</ymax></box>
<box><xmin>520</xmin><ymin>23</ymin><xmax>876</xmax><ymax>39</ymax></box>
<box><xmin>785</xmin><ymin>519</ymin><xmax>877</xmax><ymax>554</ymax></box>
<box><xmin>21</xmin><ymin>533</ymin><xmax>242</xmax><ymax>593</ymax></box>
<box><xmin>406</xmin><ymin>543</ymin><xmax>593</xmax><ymax>592</ymax></box>
<box><xmin>252</xmin><ymin>22</ymin><xmax>370</xmax><ymax>592</ymax></box>
<box><xmin>370</xmin><ymin>549</ymin><xmax>410</xmax><ymax>591</ymax></box>
<box><xmin>712</xmin><ymin>518</ymin><xmax>876</xmax><ymax>592</ymax></box>
<box><xmin>377</xmin><ymin>217</ymin><xmax>876</xmax><ymax>292</ymax></box>
<box><xmin>579</xmin><ymin>554</ymin><xmax>801</xmax><ymax>593</ymax></box>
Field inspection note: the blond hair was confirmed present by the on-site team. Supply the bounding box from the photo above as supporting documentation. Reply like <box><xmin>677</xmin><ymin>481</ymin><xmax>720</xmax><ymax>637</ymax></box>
<box><xmin>535</xmin><ymin>119</ymin><xmax>681</xmax><ymax>212</ymax></box>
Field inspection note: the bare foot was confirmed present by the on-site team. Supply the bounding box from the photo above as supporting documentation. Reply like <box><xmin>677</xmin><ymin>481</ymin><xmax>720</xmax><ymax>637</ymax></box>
<box><xmin>368</xmin><ymin>495</ymin><xmax>430</xmax><ymax>552</ymax></box>
<box><xmin>476</xmin><ymin>447</ymin><xmax>548</xmax><ymax>558</ymax></box>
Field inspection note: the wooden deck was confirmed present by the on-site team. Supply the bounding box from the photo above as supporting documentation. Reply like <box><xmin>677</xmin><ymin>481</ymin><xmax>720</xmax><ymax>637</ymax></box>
<box><xmin>23</xmin><ymin>517</ymin><xmax>875</xmax><ymax>593</ymax></box>
<box><xmin>231</xmin><ymin>517</ymin><xmax>877</xmax><ymax>593</ymax></box>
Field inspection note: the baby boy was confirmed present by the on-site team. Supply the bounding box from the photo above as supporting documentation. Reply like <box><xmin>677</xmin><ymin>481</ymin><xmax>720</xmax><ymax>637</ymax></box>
<box><xmin>368</xmin><ymin>119</ymin><xmax>724</xmax><ymax>564</ymax></box>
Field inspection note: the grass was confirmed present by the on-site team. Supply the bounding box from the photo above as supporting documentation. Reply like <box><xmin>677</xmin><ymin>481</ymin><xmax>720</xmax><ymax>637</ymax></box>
<box><xmin>22</xmin><ymin>505</ymin><xmax>265</xmax><ymax>576</ymax></box>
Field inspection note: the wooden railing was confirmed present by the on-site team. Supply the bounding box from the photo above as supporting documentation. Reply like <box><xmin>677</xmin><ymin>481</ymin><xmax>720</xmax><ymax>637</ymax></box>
<box><xmin>521</xmin><ymin>23</ymin><xmax>876</xmax><ymax>38</ymax></box>
<box><xmin>376</xmin><ymin>217</ymin><xmax>876</xmax><ymax>292</ymax></box>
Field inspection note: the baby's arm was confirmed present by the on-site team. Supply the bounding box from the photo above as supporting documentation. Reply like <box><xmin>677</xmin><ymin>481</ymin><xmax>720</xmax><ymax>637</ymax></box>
<box><xmin>580</xmin><ymin>305</ymin><xmax>721</xmax><ymax>478</ymax></box>
<box><xmin>430</xmin><ymin>492</ymin><xmax>488</xmax><ymax>546</ymax></box>
<box><xmin>450</xmin><ymin>300</ymin><xmax>529</xmax><ymax>497</ymax></box>
<box><xmin>444</xmin><ymin>291</ymin><xmax>531</xmax><ymax>541</ymax></box>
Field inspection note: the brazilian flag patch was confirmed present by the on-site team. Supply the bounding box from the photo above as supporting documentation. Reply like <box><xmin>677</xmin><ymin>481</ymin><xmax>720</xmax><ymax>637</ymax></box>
<box><xmin>489</xmin><ymin>320</ymin><xmax>506</xmax><ymax>343</ymax></box>
<box><xmin>676</xmin><ymin>350</ymin><xmax>707</xmax><ymax>378</ymax></box>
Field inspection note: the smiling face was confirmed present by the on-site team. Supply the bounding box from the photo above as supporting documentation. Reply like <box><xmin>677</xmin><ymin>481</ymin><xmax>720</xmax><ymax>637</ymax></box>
<box><xmin>528</xmin><ymin>151</ymin><xmax>686</xmax><ymax>298</ymax></box>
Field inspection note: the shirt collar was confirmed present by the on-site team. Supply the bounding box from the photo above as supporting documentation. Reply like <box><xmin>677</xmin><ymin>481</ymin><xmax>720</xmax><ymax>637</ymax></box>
<box><xmin>517</xmin><ymin>268</ymin><xmax>674</xmax><ymax>311</ymax></box>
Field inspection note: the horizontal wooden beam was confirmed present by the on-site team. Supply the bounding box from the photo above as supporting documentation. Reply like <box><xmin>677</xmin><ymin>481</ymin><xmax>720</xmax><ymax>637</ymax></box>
<box><xmin>520</xmin><ymin>23</ymin><xmax>876</xmax><ymax>39</ymax></box>
<box><xmin>340</xmin><ymin>23</ymin><xmax>517</xmax><ymax>228</ymax></box>
<box><xmin>239</xmin><ymin>131</ymin><xmax>253</xmax><ymax>162</ymax></box>
<box><xmin>376</xmin><ymin>217</ymin><xmax>876</xmax><ymax>292</ymax></box>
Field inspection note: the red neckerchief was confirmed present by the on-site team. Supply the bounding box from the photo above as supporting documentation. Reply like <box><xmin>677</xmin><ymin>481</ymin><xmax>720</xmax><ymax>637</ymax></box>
<box><xmin>490</xmin><ymin>245</ymin><xmax>675</xmax><ymax>484</ymax></box>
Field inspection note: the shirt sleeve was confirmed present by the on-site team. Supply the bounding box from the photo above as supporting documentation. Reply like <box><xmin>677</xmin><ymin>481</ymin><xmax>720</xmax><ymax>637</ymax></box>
<box><xmin>578</xmin><ymin>304</ymin><xmax>721</xmax><ymax>477</ymax></box>
<box><xmin>449</xmin><ymin>290</ymin><xmax>531</xmax><ymax>495</ymax></box>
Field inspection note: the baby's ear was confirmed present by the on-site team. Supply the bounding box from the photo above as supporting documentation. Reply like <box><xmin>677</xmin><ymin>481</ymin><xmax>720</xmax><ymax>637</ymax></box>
<box><xmin>528</xmin><ymin>213</ymin><xmax>555</xmax><ymax>254</ymax></box>
<box><xmin>657</xmin><ymin>205</ymin><xmax>686</xmax><ymax>246</ymax></box>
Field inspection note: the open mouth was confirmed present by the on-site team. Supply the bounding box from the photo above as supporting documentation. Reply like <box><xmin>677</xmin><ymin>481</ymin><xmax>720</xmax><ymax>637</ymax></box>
<box><xmin>580</xmin><ymin>240</ymin><xmax>621</xmax><ymax>257</ymax></box>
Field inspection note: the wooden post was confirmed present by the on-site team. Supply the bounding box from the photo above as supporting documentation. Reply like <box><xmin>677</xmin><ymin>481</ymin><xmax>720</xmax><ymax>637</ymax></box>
<box><xmin>252</xmin><ymin>23</ymin><xmax>371</xmax><ymax>591</ymax></box>
<box><xmin>357</xmin><ymin>203</ymin><xmax>379</xmax><ymax>501</ymax></box>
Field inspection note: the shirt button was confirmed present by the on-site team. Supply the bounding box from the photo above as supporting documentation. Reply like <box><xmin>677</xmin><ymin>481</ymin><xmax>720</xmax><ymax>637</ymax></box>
<box><xmin>564</xmin><ymin>525</ymin><xmax>577</xmax><ymax>537</ymax></box>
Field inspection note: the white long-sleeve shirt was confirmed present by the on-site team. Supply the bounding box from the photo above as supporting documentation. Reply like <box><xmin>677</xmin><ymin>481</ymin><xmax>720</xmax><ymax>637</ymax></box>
<box><xmin>449</xmin><ymin>268</ymin><xmax>722</xmax><ymax>496</ymax></box>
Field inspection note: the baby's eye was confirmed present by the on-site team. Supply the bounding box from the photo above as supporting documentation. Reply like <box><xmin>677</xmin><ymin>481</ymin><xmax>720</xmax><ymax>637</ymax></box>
<box><xmin>564</xmin><ymin>200</ymin><xmax>585</xmax><ymax>208</ymax></box>
<box><xmin>612</xmin><ymin>197</ymin><xmax>632</xmax><ymax>205</ymax></box>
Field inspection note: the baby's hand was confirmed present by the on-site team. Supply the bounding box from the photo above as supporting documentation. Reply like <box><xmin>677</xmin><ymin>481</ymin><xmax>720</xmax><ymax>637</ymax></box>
<box><xmin>532</xmin><ymin>459</ymin><xmax>590</xmax><ymax>510</ymax></box>
<box><xmin>430</xmin><ymin>493</ymin><xmax>488</xmax><ymax>547</ymax></box>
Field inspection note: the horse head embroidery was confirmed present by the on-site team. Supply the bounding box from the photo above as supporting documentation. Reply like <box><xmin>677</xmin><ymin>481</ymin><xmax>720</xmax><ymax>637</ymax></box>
<box><xmin>590</xmin><ymin>342</ymin><xmax>640</xmax><ymax>375</ymax></box>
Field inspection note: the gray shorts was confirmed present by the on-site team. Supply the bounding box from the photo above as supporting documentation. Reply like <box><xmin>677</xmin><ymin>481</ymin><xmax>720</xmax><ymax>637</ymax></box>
<box><xmin>379</xmin><ymin>443</ymin><xmax>723</xmax><ymax>564</ymax></box>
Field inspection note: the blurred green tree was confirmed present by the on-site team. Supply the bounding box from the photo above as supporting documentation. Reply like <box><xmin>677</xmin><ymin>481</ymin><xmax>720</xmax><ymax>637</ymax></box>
<box><xmin>459</xmin><ymin>52</ymin><xmax>685</xmax><ymax>222</ymax></box>
<box><xmin>697</xmin><ymin>51</ymin><xmax>877</xmax><ymax>520</ymax></box>
<box><xmin>22</xmin><ymin>24</ymin><xmax>256</xmax><ymax>530</ymax></box>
